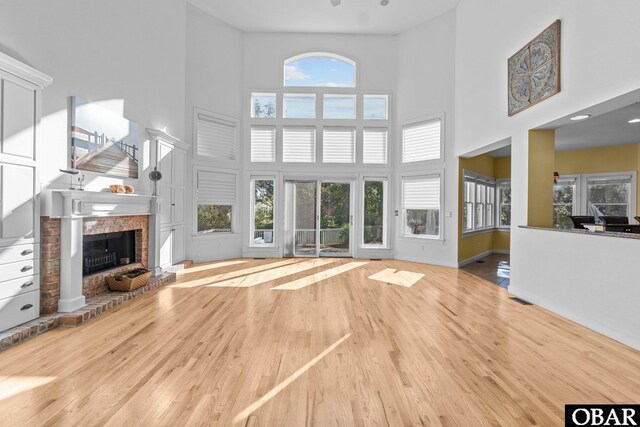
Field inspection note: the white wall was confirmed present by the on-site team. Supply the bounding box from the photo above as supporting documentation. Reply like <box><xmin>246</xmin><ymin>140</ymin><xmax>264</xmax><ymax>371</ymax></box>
<box><xmin>0</xmin><ymin>0</ymin><xmax>186</xmax><ymax>194</ymax></box>
<box><xmin>455</xmin><ymin>0</ymin><xmax>640</xmax><ymax>348</ymax></box>
<box><xmin>241</xmin><ymin>32</ymin><xmax>397</xmax><ymax>259</ymax></box>
<box><xmin>185</xmin><ymin>5</ymin><xmax>245</xmax><ymax>262</ymax></box>
<box><xmin>394</xmin><ymin>10</ymin><xmax>458</xmax><ymax>267</ymax></box>
<box><xmin>513</xmin><ymin>229</ymin><xmax>640</xmax><ymax>350</ymax></box>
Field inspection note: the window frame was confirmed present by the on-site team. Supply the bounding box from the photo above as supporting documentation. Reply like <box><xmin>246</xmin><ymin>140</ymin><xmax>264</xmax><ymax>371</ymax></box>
<box><xmin>363</xmin><ymin>94</ymin><xmax>388</xmax><ymax>121</ymax></box>
<box><xmin>249</xmin><ymin>176</ymin><xmax>277</xmax><ymax>248</ymax></box>
<box><xmin>192</xmin><ymin>166</ymin><xmax>239</xmax><ymax>238</ymax></box>
<box><xmin>497</xmin><ymin>179</ymin><xmax>512</xmax><ymax>230</ymax></box>
<box><xmin>251</xmin><ymin>92</ymin><xmax>277</xmax><ymax>119</ymax></box>
<box><xmin>400</xmin><ymin>171</ymin><xmax>444</xmax><ymax>241</ymax></box>
<box><xmin>580</xmin><ymin>171</ymin><xmax>637</xmax><ymax>220</ymax></box>
<box><xmin>552</xmin><ymin>175</ymin><xmax>578</xmax><ymax>229</ymax></box>
<box><xmin>361</xmin><ymin>177</ymin><xmax>388</xmax><ymax>249</ymax></box>
<box><xmin>401</xmin><ymin>114</ymin><xmax>444</xmax><ymax>165</ymax></box>
<box><xmin>250</xmin><ymin>125</ymin><xmax>277</xmax><ymax>163</ymax></box>
<box><xmin>283</xmin><ymin>52</ymin><xmax>357</xmax><ymax>88</ymax></box>
<box><xmin>193</xmin><ymin>108</ymin><xmax>239</xmax><ymax>165</ymax></box>
<box><xmin>322</xmin><ymin>126</ymin><xmax>356</xmax><ymax>164</ymax></box>
<box><xmin>462</xmin><ymin>170</ymin><xmax>498</xmax><ymax>235</ymax></box>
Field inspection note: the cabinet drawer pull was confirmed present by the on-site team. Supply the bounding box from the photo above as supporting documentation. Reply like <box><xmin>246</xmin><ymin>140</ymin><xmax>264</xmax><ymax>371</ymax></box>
<box><xmin>21</xmin><ymin>249</ymin><xmax>34</xmax><ymax>256</ymax></box>
<box><xmin>21</xmin><ymin>265</ymin><xmax>34</xmax><ymax>272</ymax></box>
<box><xmin>21</xmin><ymin>281</ymin><xmax>34</xmax><ymax>288</ymax></box>
<box><xmin>20</xmin><ymin>304</ymin><xmax>33</xmax><ymax>311</ymax></box>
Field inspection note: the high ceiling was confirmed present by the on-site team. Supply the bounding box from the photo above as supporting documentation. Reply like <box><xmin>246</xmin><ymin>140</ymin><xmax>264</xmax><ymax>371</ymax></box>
<box><xmin>188</xmin><ymin>0</ymin><xmax>460</xmax><ymax>35</ymax></box>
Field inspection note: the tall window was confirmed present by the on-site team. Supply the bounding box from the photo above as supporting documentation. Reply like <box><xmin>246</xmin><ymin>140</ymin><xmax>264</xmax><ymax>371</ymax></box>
<box><xmin>249</xmin><ymin>52</ymin><xmax>389</xmax><ymax>166</ymax></box>
<box><xmin>553</xmin><ymin>177</ymin><xmax>576</xmax><ymax>229</ymax></box>
<box><xmin>251</xmin><ymin>178</ymin><xmax>275</xmax><ymax>246</ymax></box>
<box><xmin>463</xmin><ymin>171</ymin><xmax>497</xmax><ymax>233</ymax></box>
<box><xmin>497</xmin><ymin>179</ymin><xmax>511</xmax><ymax>228</ymax></box>
<box><xmin>402</xmin><ymin>175</ymin><xmax>441</xmax><ymax>238</ymax></box>
<box><xmin>196</xmin><ymin>170</ymin><xmax>236</xmax><ymax>234</ymax></box>
<box><xmin>402</xmin><ymin>119</ymin><xmax>442</xmax><ymax>163</ymax></box>
<box><xmin>363</xmin><ymin>179</ymin><xmax>386</xmax><ymax>247</ymax></box>
<box><xmin>284</xmin><ymin>53</ymin><xmax>356</xmax><ymax>88</ymax></box>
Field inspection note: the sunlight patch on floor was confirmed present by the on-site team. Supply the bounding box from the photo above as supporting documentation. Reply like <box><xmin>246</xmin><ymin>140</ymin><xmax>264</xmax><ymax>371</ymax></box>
<box><xmin>170</xmin><ymin>259</ymin><xmax>299</xmax><ymax>289</ymax></box>
<box><xmin>178</xmin><ymin>259</ymin><xmax>249</xmax><ymax>275</ymax></box>
<box><xmin>208</xmin><ymin>258</ymin><xmax>336</xmax><ymax>288</ymax></box>
<box><xmin>0</xmin><ymin>376</ymin><xmax>57</xmax><ymax>402</ymax></box>
<box><xmin>233</xmin><ymin>333</ymin><xmax>351</xmax><ymax>424</ymax></box>
<box><xmin>271</xmin><ymin>262</ymin><xmax>368</xmax><ymax>290</ymax></box>
<box><xmin>368</xmin><ymin>268</ymin><xmax>424</xmax><ymax>288</ymax></box>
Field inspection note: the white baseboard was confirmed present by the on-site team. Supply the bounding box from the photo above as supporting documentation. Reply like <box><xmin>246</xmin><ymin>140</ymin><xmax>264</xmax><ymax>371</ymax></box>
<box><xmin>458</xmin><ymin>249</ymin><xmax>510</xmax><ymax>268</ymax></box>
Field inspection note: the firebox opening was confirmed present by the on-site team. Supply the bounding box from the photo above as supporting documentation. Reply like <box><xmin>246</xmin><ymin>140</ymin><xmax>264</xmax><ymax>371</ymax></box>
<box><xmin>83</xmin><ymin>230</ymin><xmax>137</xmax><ymax>276</ymax></box>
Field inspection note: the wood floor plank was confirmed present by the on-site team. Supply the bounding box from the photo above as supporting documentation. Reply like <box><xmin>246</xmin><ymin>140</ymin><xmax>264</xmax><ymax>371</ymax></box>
<box><xmin>0</xmin><ymin>258</ymin><xmax>637</xmax><ymax>426</ymax></box>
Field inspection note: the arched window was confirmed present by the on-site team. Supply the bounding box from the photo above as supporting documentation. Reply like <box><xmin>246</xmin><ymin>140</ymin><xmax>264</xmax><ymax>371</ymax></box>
<box><xmin>284</xmin><ymin>52</ymin><xmax>356</xmax><ymax>88</ymax></box>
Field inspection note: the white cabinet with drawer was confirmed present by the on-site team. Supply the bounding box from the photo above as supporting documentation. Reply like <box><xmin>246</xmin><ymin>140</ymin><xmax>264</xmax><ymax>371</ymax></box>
<box><xmin>0</xmin><ymin>52</ymin><xmax>51</xmax><ymax>332</ymax></box>
<box><xmin>0</xmin><ymin>290</ymin><xmax>40</xmax><ymax>333</ymax></box>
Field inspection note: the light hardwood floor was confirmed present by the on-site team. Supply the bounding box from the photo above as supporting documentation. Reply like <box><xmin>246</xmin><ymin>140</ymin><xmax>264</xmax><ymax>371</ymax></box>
<box><xmin>0</xmin><ymin>258</ymin><xmax>638</xmax><ymax>426</ymax></box>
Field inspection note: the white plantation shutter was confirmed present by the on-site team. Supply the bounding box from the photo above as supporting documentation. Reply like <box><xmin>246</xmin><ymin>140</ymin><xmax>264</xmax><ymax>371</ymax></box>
<box><xmin>197</xmin><ymin>171</ymin><xmax>236</xmax><ymax>205</ymax></box>
<box><xmin>363</xmin><ymin>128</ymin><xmax>388</xmax><ymax>164</ymax></box>
<box><xmin>402</xmin><ymin>176</ymin><xmax>441</xmax><ymax>210</ymax></box>
<box><xmin>251</xmin><ymin>126</ymin><xmax>276</xmax><ymax>162</ymax></box>
<box><xmin>196</xmin><ymin>112</ymin><xmax>236</xmax><ymax>160</ymax></box>
<box><xmin>323</xmin><ymin>128</ymin><xmax>355</xmax><ymax>163</ymax></box>
<box><xmin>402</xmin><ymin>119</ymin><xmax>441</xmax><ymax>163</ymax></box>
<box><xmin>283</xmin><ymin>127</ymin><xmax>316</xmax><ymax>163</ymax></box>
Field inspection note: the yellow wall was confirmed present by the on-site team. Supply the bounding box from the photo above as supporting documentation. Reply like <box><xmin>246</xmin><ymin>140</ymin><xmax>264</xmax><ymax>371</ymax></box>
<box><xmin>555</xmin><ymin>143</ymin><xmax>640</xmax><ymax>216</ymax></box>
<box><xmin>528</xmin><ymin>130</ymin><xmax>556</xmax><ymax>228</ymax></box>
<box><xmin>458</xmin><ymin>154</ymin><xmax>511</xmax><ymax>263</ymax></box>
<box><xmin>494</xmin><ymin>157</ymin><xmax>511</xmax><ymax>180</ymax></box>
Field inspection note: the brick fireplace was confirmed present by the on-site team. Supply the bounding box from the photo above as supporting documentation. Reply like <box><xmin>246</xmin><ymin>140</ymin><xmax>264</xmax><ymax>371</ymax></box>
<box><xmin>41</xmin><ymin>215</ymin><xmax>149</xmax><ymax>314</ymax></box>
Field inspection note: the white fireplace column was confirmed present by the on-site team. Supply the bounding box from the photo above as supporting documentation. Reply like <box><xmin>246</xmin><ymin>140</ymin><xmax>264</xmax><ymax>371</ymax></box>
<box><xmin>58</xmin><ymin>193</ymin><xmax>86</xmax><ymax>312</ymax></box>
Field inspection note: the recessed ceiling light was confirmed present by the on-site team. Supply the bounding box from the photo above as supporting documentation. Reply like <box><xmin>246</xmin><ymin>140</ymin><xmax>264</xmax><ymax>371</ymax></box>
<box><xmin>629</xmin><ymin>118</ymin><xmax>640</xmax><ymax>124</ymax></box>
<box><xmin>330</xmin><ymin>0</ymin><xmax>340</xmax><ymax>6</ymax></box>
<box><xmin>570</xmin><ymin>114</ymin><xmax>591</xmax><ymax>121</ymax></box>
<box><xmin>380</xmin><ymin>0</ymin><xmax>389</xmax><ymax>5</ymax></box>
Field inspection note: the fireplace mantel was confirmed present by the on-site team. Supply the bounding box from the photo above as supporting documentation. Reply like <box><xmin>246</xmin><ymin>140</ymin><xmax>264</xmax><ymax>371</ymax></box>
<box><xmin>44</xmin><ymin>190</ymin><xmax>158</xmax><ymax>218</ymax></box>
<box><xmin>41</xmin><ymin>190</ymin><xmax>162</xmax><ymax>312</ymax></box>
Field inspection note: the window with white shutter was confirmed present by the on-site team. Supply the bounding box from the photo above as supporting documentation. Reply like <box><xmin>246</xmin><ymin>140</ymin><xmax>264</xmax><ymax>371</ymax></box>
<box><xmin>195</xmin><ymin>111</ymin><xmax>237</xmax><ymax>161</ymax></box>
<box><xmin>363</xmin><ymin>129</ymin><xmax>388</xmax><ymax>164</ymax></box>
<box><xmin>251</xmin><ymin>126</ymin><xmax>276</xmax><ymax>163</ymax></box>
<box><xmin>402</xmin><ymin>175</ymin><xmax>441</xmax><ymax>238</ymax></box>
<box><xmin>196</xmin><ymin>170</ymin><xmax>236</xmax><ymax>234</ymax></box>
<box><xmin>283</xmin><ymin>127</ymin><xmax>316</xmax><ymax>163</ymax></box>
<box><xmin>402</xmin><ymin>119</ymin><xmax>441</xmax><ymax>163</ymax></box>
<box><xmin>322</xmin><ymin>128</ymin><xmax>355</xmax><ymax>163</ymax></box>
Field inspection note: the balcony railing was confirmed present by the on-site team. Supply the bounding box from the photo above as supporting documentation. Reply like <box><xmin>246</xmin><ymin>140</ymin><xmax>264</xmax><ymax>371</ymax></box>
<box><xmin>253</xmin><ymin>229</ymin><xmax>350</xmax><ymax>245</ymax></box>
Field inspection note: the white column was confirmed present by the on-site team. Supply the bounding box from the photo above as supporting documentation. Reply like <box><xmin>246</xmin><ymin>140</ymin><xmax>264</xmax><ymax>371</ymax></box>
<box><xmin>58</xmin><ymin>215</ymin><xmax>86</xmax><ymax>312</ymax></box>
<box><xmin>148</xmin><ymin>197</ymin><xmax>162</xmax><ymax>276</ymax></box>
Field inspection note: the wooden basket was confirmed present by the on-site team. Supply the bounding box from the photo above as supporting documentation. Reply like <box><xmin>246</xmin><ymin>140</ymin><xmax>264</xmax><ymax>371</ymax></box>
<box><xmin>106</xmin><ymin>270</ymin><xmax>152</xmax><ymax>292</ymax></box>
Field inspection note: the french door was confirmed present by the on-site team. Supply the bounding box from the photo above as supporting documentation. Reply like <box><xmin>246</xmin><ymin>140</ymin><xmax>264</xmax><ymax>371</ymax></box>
<box><xmin>285</xmin><ymin>180</ymin><xmax>353</xmax><ymax>257</ymax></box>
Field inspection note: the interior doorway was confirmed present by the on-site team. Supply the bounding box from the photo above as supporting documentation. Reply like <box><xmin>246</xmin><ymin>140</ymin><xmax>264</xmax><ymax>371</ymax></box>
<box><xmin>284</xmin><ymin>180</ymin><xmax>354</xmax><ymax>257</ymax></box>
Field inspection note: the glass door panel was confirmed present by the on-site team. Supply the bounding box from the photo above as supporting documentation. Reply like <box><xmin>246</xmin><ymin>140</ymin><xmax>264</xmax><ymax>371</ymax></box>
<box><xmin>320</xmin><ymin>182</ymin><xmax>351</xmax><ymax>256</ymax></box>
<box><xmin>294</xmin><ymin>182</ymin><xmax>318</xmax><ymax>256</ymax></box>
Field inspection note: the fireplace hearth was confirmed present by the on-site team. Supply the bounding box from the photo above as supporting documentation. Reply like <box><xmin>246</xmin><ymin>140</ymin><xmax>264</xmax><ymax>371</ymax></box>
<box><xmin>82</xmin><ymin>230</ymin><xmax>137</xmax><ymax>276</ymax></box>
